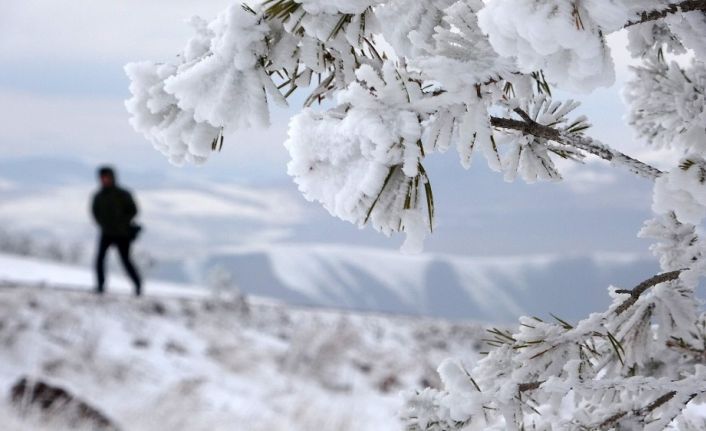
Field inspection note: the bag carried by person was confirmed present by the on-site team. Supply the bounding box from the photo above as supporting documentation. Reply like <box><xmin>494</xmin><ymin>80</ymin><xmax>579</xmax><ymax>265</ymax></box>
<box><xmin>129</xmin><ymin>222</ymin><xmax>142</xmax><ymax>241</ymax></box>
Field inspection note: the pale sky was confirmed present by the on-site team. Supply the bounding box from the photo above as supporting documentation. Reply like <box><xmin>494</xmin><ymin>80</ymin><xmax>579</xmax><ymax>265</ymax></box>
<box><xmin>0</xmin><ymin>0</ymin><xmax>288</xmax><ymax>178</ymax></box>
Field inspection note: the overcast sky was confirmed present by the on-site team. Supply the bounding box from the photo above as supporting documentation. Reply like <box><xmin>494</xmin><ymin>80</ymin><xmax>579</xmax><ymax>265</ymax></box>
<box><xmin>0</xmin><ymin>0</ymin><xmax>287</xmax><ymax>179</ymax></box>
<box><xmin>0</xmin><ymin>1</ymin><xmax>674</xmax><ymax>256</ymax></box>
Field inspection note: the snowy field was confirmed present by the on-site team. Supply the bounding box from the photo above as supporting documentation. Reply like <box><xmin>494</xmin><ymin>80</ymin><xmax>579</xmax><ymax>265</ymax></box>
<box><xmin>0</xmin><ymin>255</ymin><xmax>485</xmax><ymax>430</ymax></box>
<box><xmin>0</xmin><ymin>252</ymin><xmax>206</xmax><ymax>299</ymax></box>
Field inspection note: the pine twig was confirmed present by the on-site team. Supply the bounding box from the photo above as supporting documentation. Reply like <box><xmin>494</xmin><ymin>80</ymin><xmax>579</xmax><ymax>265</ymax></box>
<box><xmin>518</xmin><ymin>381</ymin><xmax>543</xmax><ymax>392</ymax></box>
<box><xmin>613</xmin><ymin>270</ymin><xmax>682</xmax><ymax>315</ymax></box>
<box><xmin>624</xmin><ymin>0</ymin><xmax>706</xmax><ymax>28</ymax></box>
<box><xmin>489</xmin><ymin>111</ymin><xmax>663</xmax><ymax>179</ymax></box>
<box><xmin>597</xmin><ymin>391</ymin><xmax>699</xmax><ymax>430</ymax></box>
<box><xmin>665</xmin><ymin>338</ymin><xmax>706</xmax><ymax>361</ymax></box>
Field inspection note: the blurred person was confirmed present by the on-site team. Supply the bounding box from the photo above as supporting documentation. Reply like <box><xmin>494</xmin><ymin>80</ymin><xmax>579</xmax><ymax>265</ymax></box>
<box><xmin>91</xmin><ymin>166</ymin><xmax>142</xmax><ymax>296</ymax></box>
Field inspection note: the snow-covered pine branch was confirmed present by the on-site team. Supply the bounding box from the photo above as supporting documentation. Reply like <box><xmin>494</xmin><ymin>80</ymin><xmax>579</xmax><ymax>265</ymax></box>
<box><xmin>403</xmin><ymin>212</ymin><xmax>706</xmax><ymax>429</ymax></box>
<box><xmin>626</xmin><ymin>57</ymin><xmax>706</xmax><ymax>154</ymax></box>
<box><xmin>489</xmin><ymin>106</ymin><xmax>664</xmax><ymax>180</ymax></box>
<box><xmin>126</xmin><ymin>2</ymin><xmax>706</xmax><ymax>428</ymax></box>
<box><xmin>125</xmin><ymin>0</ymin><xmax>706</xmax><ymax>247</ymax></box>
<box><xmin>625</xmin><ymin>0</ymin><xmax>706</xmax><ymax>28</ymax></box>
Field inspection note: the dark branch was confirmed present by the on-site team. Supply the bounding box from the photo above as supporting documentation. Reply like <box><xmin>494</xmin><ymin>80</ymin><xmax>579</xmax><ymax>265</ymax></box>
<box><xmin>665</xmin><ymin>338</ymin><xmax>706</xmax><ymax>361</ymax></box>
<box><xmin>489</xmin><ymin>114</ymin><xmax>663</xmax><ymax>179</ymax></box>
<box><xmin>625</xmin><ymin>0</ymin><xmax>706</xmax><ymax>28</ymax></box>
<box><xmin>512</xmin><ymin>107</ymin><xmax>535</xmax><ymax>124</ymax></box>
<box><xmin>490</xmin><ymin>116</ymin><xmax>559</xmax><ymax>140</ymax></box>
<box><xmin>598</xmin><ymin>391</ymin><xmax>701</xmax><ymax>430</ymax></box>
<box><xmin>640</xmin><ymin>391</ymin><xmax>678</xmax><ymax>415</ymax></box>
<box><xmin>597</xmin><ymin>391</ymin><xmax>676</xmax><ymax>429</ymax></box>
<box><xmin>614</xmin><ymin>270</ymin><xmax>682</xmax><ymax>315</ymax></box>
<box><xmin>518</xmin><ymin>381</ymin><xmax>543</xmax><ymax>392</ymax></box>
<box><xmin>598</xmin><ymin>411</ymin><xmax>628</xmax><ymax>429</ymax></box>
<box><xmin>521</xmin><ymin>384</ymin><xmax>699</xmax><ymax>429</ymax></box>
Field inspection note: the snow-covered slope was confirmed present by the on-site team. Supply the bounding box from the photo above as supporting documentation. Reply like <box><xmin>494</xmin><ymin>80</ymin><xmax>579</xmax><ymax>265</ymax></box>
<box><xmin>0</xmin><ymin>248</ymin><xmax>659</xmax><ymax>323</ymax></box>
<box><xmin>0</xmin><ymin>253</ymin><xmax>205</xmax><ymax>298</ymax></box>
<box><xmin>0</xmin><ymin>283</ymin><xmax>483</xmax><ymax>431</ymax></box>
<box><xmin>191</xmin><ymin>244</ymin><xmax>659</xmax><ymax>322</ymax></box>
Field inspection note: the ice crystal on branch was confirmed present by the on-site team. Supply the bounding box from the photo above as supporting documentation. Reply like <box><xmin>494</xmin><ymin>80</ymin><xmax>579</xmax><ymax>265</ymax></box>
<box><xmin>626</xmin><ymin>59</ymin><xmax>706</xmax><ymax>154</ymax></box>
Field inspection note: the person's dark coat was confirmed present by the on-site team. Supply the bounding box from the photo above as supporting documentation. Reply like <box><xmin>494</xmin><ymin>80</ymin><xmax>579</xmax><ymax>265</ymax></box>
<box><xmin>91</xmin><ymin>186</ymin><xmax>137</xmax><ymax>237</ymax></box>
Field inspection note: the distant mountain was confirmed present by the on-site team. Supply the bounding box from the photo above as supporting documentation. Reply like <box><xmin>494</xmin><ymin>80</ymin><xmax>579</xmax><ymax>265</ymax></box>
<box><xmin>171</xmin><ymin>244</ymin><xmax>659</xmax><ymax>323</ymax></box>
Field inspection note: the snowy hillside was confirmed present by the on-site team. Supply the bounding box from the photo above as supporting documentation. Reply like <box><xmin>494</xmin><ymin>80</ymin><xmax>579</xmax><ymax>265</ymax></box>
<box><xmin>0</xmin><ymin>282</ymin><xmax>484</xmax><ymax>430</ymax></box>
<box><xmin>0</xmin><ymin>253</ymin><xmax>206</xmax><ymax>299</ymax></box>
<box><xmin>0</xmin><ymin>248</ymin><xmax>659</xmax><ymax>323</ymax></box>
<box><xmin>184</xmin><ymin>245</ymin><xmax>659</xmax><ymax>322</ymax></box>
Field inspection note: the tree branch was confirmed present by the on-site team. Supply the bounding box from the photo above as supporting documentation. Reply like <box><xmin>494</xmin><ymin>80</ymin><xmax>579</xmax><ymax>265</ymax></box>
<box><xmin>613</xmin><ymin>270</ymin><xmax>682</xmax><ymax>315</ymax></box>
<box><xmin>598</xmin><ymin>391</ymin><xmax>701</xmax><ymax>430</ymax></box>
<box><xmin>624</xmin><ymin>0</ymin><xmax>706</xmax><ymax>28</ymax></box>
<box><xmin>665</xmin><ymin>338</ymin><xmax>706</xmax><ymax>361</ymax></box>
<box><xmin>598</xmin><ymin>391</ymin><xmax>677</xmax><ymax>429</ymax></box>
<box><xmin>518</xmin><ymin>381</ymin><xmax>543</xmax><ymax>392</ymax></box>
<box><xmin>489</xmin><ymin>114</ymin><xmax>663</xmax><ymax>180</ymax></box>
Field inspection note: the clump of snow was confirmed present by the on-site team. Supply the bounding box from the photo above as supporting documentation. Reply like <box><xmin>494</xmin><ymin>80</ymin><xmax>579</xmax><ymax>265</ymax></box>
<box><xmin>164</xmin><ymin>5</ymin><xmax>274</xmax><ymax>130</ymax></box>
<box><xmin>411</xmin><ymin>0</ymin><xmax>513</xmax><ymax>94</ymax></box>
<box><xmin>580</xmin><ymin>0</ymin><xmax>637</xmax><ymax>31</ymax></box>
<box><xmin>626</xmin><ymin>21</ymin><xmax>686</xmax><ymax>58</ymax></box>
<box><xmin>639</xmin><ymin>213</ymin><xmax>700</xmax><ymax>274</ymax></box>
<box><xmin>665</xmin><ymin>10</ymin><xmax>706</xmax><ymax>60</ymax></box>
<box><xmin>284</xmin><ymin>62</ymin><xmax>431</xmax><ymax>248</ymax></box>
<box><xmin>477</xmin><ymin>0</ymin><xmax>616</xmax><ymax>92</ymax></box>
<box><xmin>124</xmin><ymin>61</ymin><xmax>219</xmax><ymax>165</ymax></box>
<box><xmin>625</xmin><ymin>59</ymin><xmax>706</xmax><ymax>154</ymax></box>
<box><xmin>125</xmin><ymin>5</ymin><xmax>286</xmax><ymax>166</ymax></box>
<box><xmin>294</xmin><ymin>0</ymin><xmax>379</xmax><ymax>15</ymax></box>
<box><xmin>653</xmin><ymin>157</ymin><xmax>706</xmax><ymax>225</ymax></box>
<box><xmin>375</xmin><ymin>0</ymin><xmax>454</xmax><ymax>59</ymax></box>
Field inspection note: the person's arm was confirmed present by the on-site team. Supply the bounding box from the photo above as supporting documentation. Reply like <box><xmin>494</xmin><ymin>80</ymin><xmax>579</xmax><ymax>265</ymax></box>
<box><xmin>91</xmin><ymin>194</ymin><xmax>100</xmax><ymax>224</ymax></box>
<box><xmin>125</xmin><ymin>191</ymin><xmax>138</xmax><ymax>220</ymax></box>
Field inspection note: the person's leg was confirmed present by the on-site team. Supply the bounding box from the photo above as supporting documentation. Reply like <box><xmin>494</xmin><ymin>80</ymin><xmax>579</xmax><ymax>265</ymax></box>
<box><xmin>95</xmin><ymin>235</ymin><xmax>111</xmax><ymax>294</ymax></box>
<box><xmin>116</xmin><ymin>238</ymin><xmax>142</xmax><ymax>296</ymax></box>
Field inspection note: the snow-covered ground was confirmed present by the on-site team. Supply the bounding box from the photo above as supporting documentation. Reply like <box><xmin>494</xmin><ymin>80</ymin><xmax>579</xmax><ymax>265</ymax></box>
<box><xmin>0</xmin><ymin>254</ymin><xmax>485</xmax><ymax>430</ymax></box>
<box><xmin>0</xmin><ymin>252</ymin><xmax>205</xmax><ymax>298</ymax></box>
<box><xmin>1</xmin><ymin>242</ymin><xmax>661</xmax><ymax>323</ymax></box>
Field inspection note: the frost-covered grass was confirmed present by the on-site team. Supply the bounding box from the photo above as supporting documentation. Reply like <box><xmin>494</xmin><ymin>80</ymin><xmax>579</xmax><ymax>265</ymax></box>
<box><xmin>0</xmin><ymin>284</ymin><xmax>484</xmax><ymax>430</ymax></box>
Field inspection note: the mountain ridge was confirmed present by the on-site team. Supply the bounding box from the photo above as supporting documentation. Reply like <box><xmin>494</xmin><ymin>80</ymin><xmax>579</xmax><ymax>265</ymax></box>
<box><xmin>180</xmin><ymin>244</ymin><xmax>658</xmax><ymax>322</ymax></box>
